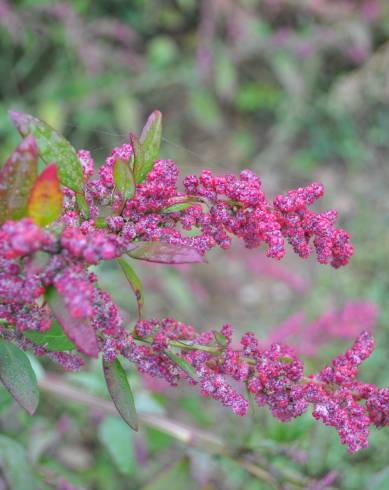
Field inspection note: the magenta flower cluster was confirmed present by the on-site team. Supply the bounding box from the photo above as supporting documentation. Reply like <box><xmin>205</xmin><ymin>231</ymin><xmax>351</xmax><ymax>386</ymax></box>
<box><xmin>0</xmin><ymin>136</ymin><xmax>386</xmax><ymax>453</ymax></box>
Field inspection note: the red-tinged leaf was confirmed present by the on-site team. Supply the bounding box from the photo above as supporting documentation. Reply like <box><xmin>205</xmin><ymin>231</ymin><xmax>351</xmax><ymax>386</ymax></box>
<box><xmin>113</xmin><ymin>159</ymin><xmax>136</xmax><ymax>202</ymax></box>
<box><xmin>164</xmin><ymin>351</ymin><xmax>198</xmax><ymax>380</ymax></box>
<box><xmin>46</xmin><ymin>287</ymin><xmax>99</xmax><ymax>358</ymax></box>
<box><xmin>117</xmin><ymin>257</ymin><xmax>144</xmax><ymax>319</ymax></box>
<box><xmin>103</xmin><ymin>357</ymin><xmax>139</xmax><ymax>431</ymax></box>
<box><xmin>127</xmin><ymin>241</ymin><xmax>205</xmax><ymax>264</ymax></box>
<box><xmin>9</xmin><ymin>110</ymin><xmax>84</xmax><ymax>192</ymax></box>
<box><xmin>0</xmin><ymin>135</ymin><xmax>38</xmax><ymax>224</ymax></box>
<box><xmin>130</xmin><ymin>133</ymin><xmax>147</xmax><ymax>184</ymax></box>
<box><xmin>28</xmin><ymin>164</ymin><xmax>63</xmax><ymax>227</ymax></box>
<box><xmin>0</xmin><ymin>340</ymin><xmax>39</xmax><ymax>415</ymax></box>
<box><xmin>137</xmin><ymin>110</ymin><xmax>162</xmax><ymax>183</ymax></box>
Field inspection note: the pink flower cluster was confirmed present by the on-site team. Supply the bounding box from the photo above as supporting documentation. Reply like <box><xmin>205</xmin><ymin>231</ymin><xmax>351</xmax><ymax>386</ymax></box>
<box><xmin>0</xmin><ymin>136</ymin><xmax>386</xmax><ymax>452</ymax></box>
<box><xmin>127</xmin><ymin>319</ymin><xmax>388</xmax><ymax>452</ymax></box>
<box><xmin>58</xmin><ymin>143</ymin><xmax>353</xmax><ymax>265</ymax></box>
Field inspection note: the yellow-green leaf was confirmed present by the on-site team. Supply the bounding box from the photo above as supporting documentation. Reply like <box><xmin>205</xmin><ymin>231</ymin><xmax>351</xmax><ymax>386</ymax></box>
<box><xmin>28</xmin><ymin>164</ymin><xmax>63</xmax><ymax>227</ymax></box>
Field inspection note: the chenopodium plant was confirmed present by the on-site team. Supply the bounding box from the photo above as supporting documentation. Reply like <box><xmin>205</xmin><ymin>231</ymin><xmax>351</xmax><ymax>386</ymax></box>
<box><xmin>0</xmin><ymin>110</ymin><xmax>387</xmax><ymax>453</ymax></box>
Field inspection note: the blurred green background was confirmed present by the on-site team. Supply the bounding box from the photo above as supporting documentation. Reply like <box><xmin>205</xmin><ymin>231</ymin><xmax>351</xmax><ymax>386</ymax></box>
<box><xmin>1</xmin><ymin>0</ymin><xmax>389</xmax><ymax>488</ymax></box>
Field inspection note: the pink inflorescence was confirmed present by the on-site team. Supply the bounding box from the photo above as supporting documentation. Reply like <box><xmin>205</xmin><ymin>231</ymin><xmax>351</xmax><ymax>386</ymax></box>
<box><xmin>126</xmin><ymin>320</ymin><xmax>387</xmax><ymax>452</ymax></box>
<box><xmin>0</xmin><ymin>134</ymin><xmax>386</xmax><ymax>452</ymax></box>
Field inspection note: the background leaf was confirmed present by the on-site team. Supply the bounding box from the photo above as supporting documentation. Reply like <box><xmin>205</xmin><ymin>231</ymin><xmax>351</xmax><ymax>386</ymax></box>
<box><xmin>46</xmin><ymin>287</ymin><xmax>99</xmax><ymax>358</ymax></box>
<box><xmin>0</xmin><ymin>435</ymin><xmax>38</xmax><ymax>490</ymax></box>
<box><xmin>23</xmin><ymin>321</ymin><xmax>76</xmax><ymax>352</ymax></box>
<box><xmin>127</xmin><ymin>242</ymin><xmax>205</xmax><ymax>264</ymax></box>
<box><xmin>117</xmin><ymin>257</ymin><xmax>144</xmax><ymax>319</ymax></box>
<box><xmin>103</xmin><ymin>357</ymin><xmax>139</xmax><ymax>431</ymax></box>
<box><xmin>28</xmin><ymin>164</ymin><xmax>63</xmax><ymax>227</ymax></box>
<box><xmin>98</xmin><ymin>415</ymin><xmax>135</xmax><ymax>475</ymax></box>
<box><xmin>143</xmin><ymin>459</ymin><xmax>195</xmax><ymax>490</ymax></box>
<box><xmin>0</xmin><ymin>135</ymin><xmax>38</xmax><ymax>223</ymax></box>
<box><xmin>9</xmin><ymin>111</ymin><xmax>84</xmax><ymax>192</ymax></box>
<box><xmin>0</xmin><ymin>340</ymin><xmax>39</xmax><ymax>415</ymax></box>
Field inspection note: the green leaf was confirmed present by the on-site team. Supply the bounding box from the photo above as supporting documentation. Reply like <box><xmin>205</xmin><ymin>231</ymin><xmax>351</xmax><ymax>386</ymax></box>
<box><xmin>136</xmin><ymin>110</ymin><xmax>162</xmax><ymax>183</ymax></box>
<box><xmin>9</xmin><ymin>110</ymin><xmax>84</xmax><ymax>192</ymax></box>
<box><xmin>28</xmin><ymin>164</ymin><xmax>63</xmax><ymax>227</ymax></box>
<box><xmin>23</xmin><ymin>321</ymin><xmax>76</xmax><ymax>352</ymax></box>
<box><xmin>98</xmin><ymin>415</ymin><xmax>135</xmax><ymax>475</ymax></box>
<box><xmin>0</xmin><ymin>435</ymin><xmax>38</xmax><ymax>490</ymax></box>
<box><xmin>117</xmin><ymin>257</ymin><xmax>144</xmax><ymax>320</ymax></box>
<box><xmin>0</xmin><ymin>135</ymin><xmax>38</xmax><ymax>224</ymax></box>
<box><xmin>164</xmin><ymin>351</ymin><xmax>197</xmax><ymax>380</ymax></box>
<box><xmin>161</xmin><ymin>202</ymin><xmax>195</xmax><ymax>213</ymax></box>
<box><xmin>213</xmin><ymin>331</ymin><xmax>227</xmax><ymax>347</ymax></box>
<box><xmin>0</xmin><ymin>340</ymin><xmax>39</xmax><ymax>415</ymax></box>
<box><xmin>130</xmin><ymin>133</ymin><xmax>145</xmax><ymax>184</ymax></box>
<box><xmin>103</xmin><ymin>357</ymin><xmax>139</xmax><ymax>431</ymax></box>
<box><xmin>113</xmin><ymin>159</ymin><xmax>136</xmax><ymax>202</ymax></box>
<box><xmin>46</xmin><ymin>286</ymin><xmax>99</xmax><ymax>358</ymax></box>
<box><xmin>143</xmin><ymin>459</ymin><xmax>194</xmax><ymax>490</ymax></box>
<box><xmin>75</xmin><ymin>192</ymin><xmax>90</xmax><ymax>219</ymax></box>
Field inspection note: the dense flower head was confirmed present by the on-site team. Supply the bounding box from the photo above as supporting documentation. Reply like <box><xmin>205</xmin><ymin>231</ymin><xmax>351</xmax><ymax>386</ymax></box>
<box><xmin>0</xmin><ymin>129</ymin><xmax>386</xmax><ymax>454</ymax></box>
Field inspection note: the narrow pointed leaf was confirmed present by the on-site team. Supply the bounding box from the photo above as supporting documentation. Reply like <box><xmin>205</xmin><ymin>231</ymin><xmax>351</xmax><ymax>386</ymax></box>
<box><xmin>28</xmin><ymin>164</ymin><xmax>63</xmax><ymax>227</ymax></box>
<box><xmin>161</xmin><ymin>202</ymin><xmax>195</xmax><ymax>213</ymax></box>
<box><xmin>23</xmin><ymin>321</ymin><xmax>76</xmax><ymax>352</ymax></box>
<box><xmin>0</xmin><ymin>135</ymin><xmax>38</xmax><ymax>223</ymax></box>
<box><xmin>164</xmin><ymin>351</ymin><xmax>198</xmax><ymax>380</ymax></box>
<box><xmin>9</xmin><ymin>110</ymin><xmax>84</xmax><ymax>192</ymax></box>
<box><xmin>130</xmin><ymin>133</ymin><xmax>147</xmax><ymax>184</ymax></box>
<box><xmin>103</xmin><ymin>357</ymin><xmax>139</xmax><ymax>431</ymax></box>
<box><xmin>137</xmin><ymin>110</ymin><xmax>162</xmax><ymax>183</ymax></box>
<box><xmin>46</xmin><ymin>287</ymin><xmax>99</xmax><ymax>358</ymax></box>
<box><xmin>117</xmin><ymin>257</ymin><xmax>144</xmax><ymax>319</ymax></box>
<box><xmin>75</xmin><ymin>192</ymin><xmax>90</xmax><ymax>219</ymax></box>
<box><xmin>213</xmin><ymin>331</ymin><xmax>227</xmax><ymax>347</ymax></box>
<box><xmin>0</xmin><ymin>340</ymin><xmax>39</xmax><ymax>415</ymax></box>
<box><xmin>127</xmin><ymin>241</ymin><xmax>205</xmax><ymax>264</ymax></box>
<box><xmin>113</xmin><ymin>159</ymin><xmax>136</xmax><ymax>202</ymax></box>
